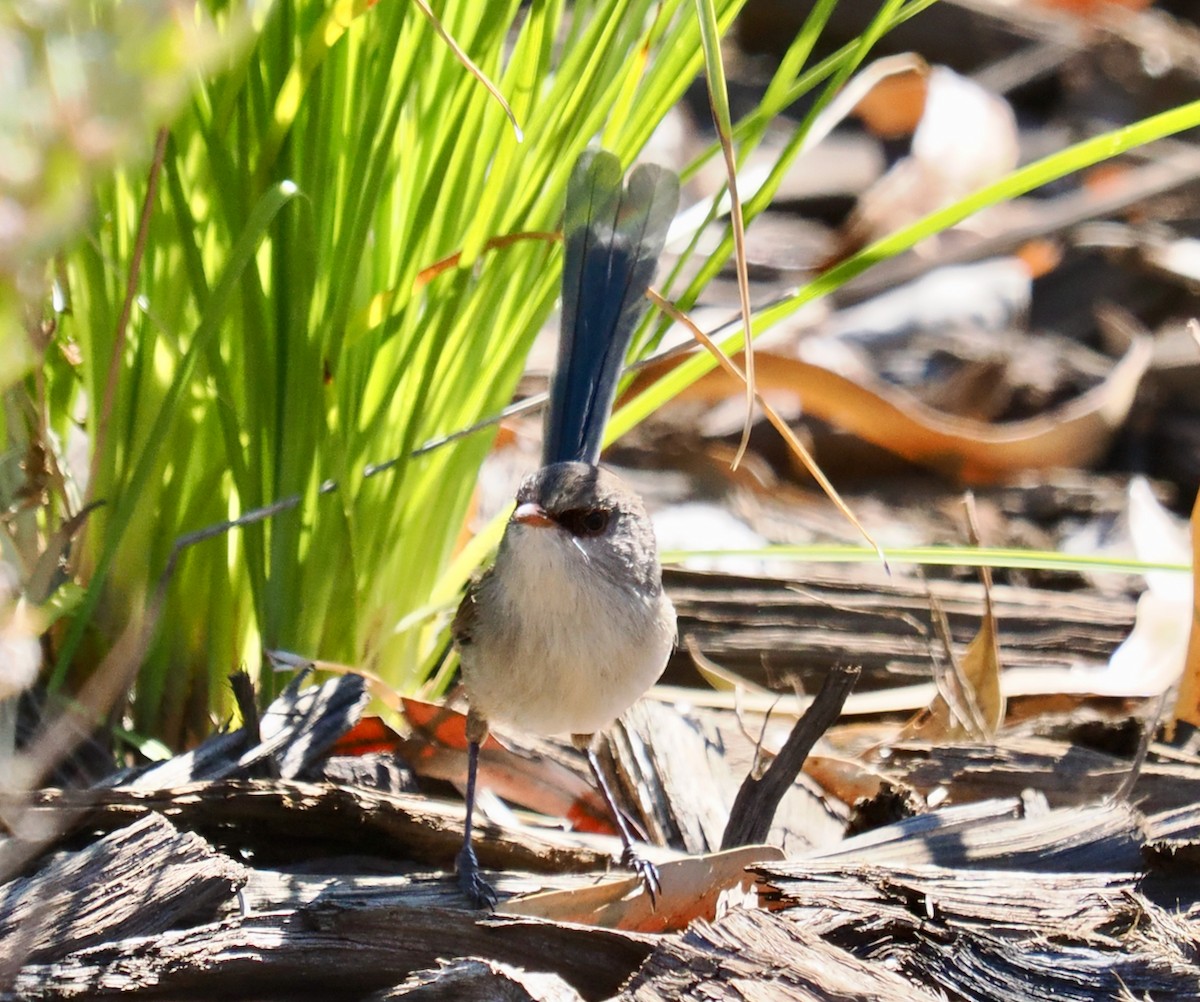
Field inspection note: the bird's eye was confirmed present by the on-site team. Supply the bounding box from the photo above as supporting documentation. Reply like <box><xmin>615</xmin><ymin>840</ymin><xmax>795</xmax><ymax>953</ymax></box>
<box><xmin>561</xmin><ymin>507</ymin><xmax>610</xmax><ymax>537</ymax></box>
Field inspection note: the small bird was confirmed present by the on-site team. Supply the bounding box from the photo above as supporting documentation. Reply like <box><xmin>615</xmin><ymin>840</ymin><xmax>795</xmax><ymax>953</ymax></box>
<box><xmin>452</xmin><ymin>149</ymin><xmax>680</xmax><ymax>909</ymax></box>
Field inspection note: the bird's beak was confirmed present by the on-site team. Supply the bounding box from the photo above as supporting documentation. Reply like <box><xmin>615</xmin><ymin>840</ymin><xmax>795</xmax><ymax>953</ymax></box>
<box><xmin>512</xmin><ymin>502</ymin><xmax>555</xmax><ymax>528</ymax></box>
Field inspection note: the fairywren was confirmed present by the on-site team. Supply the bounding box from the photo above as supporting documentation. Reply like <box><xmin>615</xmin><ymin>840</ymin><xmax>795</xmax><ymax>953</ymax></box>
<box><xmin>453</xmin><ymin>149</ymin><xmax>680</xmax><ymax>908</ymax></box>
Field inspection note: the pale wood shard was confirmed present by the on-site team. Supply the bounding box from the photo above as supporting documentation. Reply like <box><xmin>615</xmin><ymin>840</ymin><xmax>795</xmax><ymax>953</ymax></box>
<box><xmin>367</xmin><ymin>958</ymin><xmax>586</xmax><ymax>1001</ymax></box>
<box><xmin>601</xmin><ymin>699</ymin><xmax>741</xmax><ymax>855</ymax></box>
<box><xmin>0</xmin><ymin>813</ymin><xmax>245</xmax><ymax>971</ymax></box>
<box><xmin>621</xmin><ymin>908</ymin><xmax>944</xmax><ymax>1001</ymax></box>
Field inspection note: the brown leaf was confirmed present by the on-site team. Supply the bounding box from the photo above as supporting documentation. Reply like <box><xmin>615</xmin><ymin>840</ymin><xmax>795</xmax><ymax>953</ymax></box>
<box><xmin>401</xmin><ymin>697</ymin><xmax>612</xmax><ymax>834</ymax></box>
<box><xmin>629</xmin><ymin>309</ymin><xmax>1150</xmax><ymax>484</ymax></box>
<box><xmin>894</xmin><ymin>498</ymin><xmax>1005</xmax><ymax>743</ymax></box>
<box><xmin>1171</xmin><ymin>488</ymin><xmax>1200</xmax><ymax>730</ymax></box>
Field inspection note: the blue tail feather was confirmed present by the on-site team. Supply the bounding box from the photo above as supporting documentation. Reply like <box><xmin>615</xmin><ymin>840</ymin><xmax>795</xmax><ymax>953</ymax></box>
<box><xmin>543</xmin><ymin>149</ymin><xmax>680</xmax><ymax>467</ymax></box>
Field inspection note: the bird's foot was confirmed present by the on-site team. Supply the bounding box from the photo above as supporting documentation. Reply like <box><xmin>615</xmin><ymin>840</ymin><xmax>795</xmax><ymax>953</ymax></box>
<box><xmin>620</xmin><ymin>843</ymin><xmax>661</xmax><ymax>904</ymax></box>
<box><xmin>456</xmin><ymin>844</ymin><xmax>498</xmax><ymax>911</ymax></box>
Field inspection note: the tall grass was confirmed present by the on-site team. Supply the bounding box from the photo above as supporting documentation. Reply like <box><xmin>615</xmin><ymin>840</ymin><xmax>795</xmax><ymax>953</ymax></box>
<box><xmin>17</xmin><ymin>0</ymin><xmax>1199</xmax><ymax>751</ymax></box>
<box><xmin>32</xmin><ymin>0</ymin><xmax>760</xmax><ymax>745</ymax></box>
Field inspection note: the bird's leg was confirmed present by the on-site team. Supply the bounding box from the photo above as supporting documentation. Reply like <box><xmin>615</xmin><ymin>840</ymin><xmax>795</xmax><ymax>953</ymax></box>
<box><xmin>575</xmin><ymin>733</ymin><xmax>661</xmax><ymax>904</ymax></box>
<box><xmin>456</xmin><ymin>709</ymin><xmax>498</xmax><ymax>910</ymax></box>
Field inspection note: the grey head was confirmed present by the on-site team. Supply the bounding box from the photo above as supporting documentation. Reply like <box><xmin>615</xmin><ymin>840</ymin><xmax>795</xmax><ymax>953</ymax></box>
<box><xmin>507</xmin><ymin>461</ymin><xmax>663</xmax><ymax>597</ymax></box>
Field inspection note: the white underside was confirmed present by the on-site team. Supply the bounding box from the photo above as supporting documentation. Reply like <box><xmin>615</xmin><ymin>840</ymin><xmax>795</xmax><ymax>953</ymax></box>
<box><xmin>462</xmin><ymin>524</ymin><xmax>675</xmax><ymax>736</ymax></box>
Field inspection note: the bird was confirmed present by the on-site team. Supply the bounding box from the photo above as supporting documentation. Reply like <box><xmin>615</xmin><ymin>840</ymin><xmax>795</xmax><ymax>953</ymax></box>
<box><xmin>452</xmin><ymin>149</ymin><xmax>680</xmax><ymax>910</ymax></box>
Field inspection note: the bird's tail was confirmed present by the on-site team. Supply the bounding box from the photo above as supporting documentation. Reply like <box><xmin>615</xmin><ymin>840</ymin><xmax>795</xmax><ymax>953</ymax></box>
<box><xmin>542</xmin><ymin>149</ymin><xmax>680</xmax><ymax>467</ymax></box>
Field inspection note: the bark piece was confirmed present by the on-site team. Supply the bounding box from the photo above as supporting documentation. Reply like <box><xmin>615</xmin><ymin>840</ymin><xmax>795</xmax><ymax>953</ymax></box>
<box><xmin>803</xmin><ymin>798</ymin><xmax>1146</xmax><ymax>872</ymax></box>
<box><xmin>887</xmin><ymin>737</ymin><xmax>1200</xmax><ymax>815</ymax></box>
<box><xmin>7</xmin><ymin>907</ymin><xmax>653</xmax><ymax>1001</ymax></box>
<box><xmin>367</xmin><ymin>958</ymin><xmax>585</xmax><ymax>1001</ymax></box>
<box><xmin>0</xmin><ymin>813</ymin><xmax>245</xmax><ymax>973</ymax></box>
<box><xmin>5</xmin><ymin>779</ymin><xmax>609</xmax><ymax>874</ymax></box>
<box><xmin>621</xmin><ymin>907</ymin><xmax>943</xmax><ymax>1001</ymax></box>
<box><xmin>755</xmin><ymin>865</ymin><xmax>1200</xmax><ymax>1002</ymax></box>
<box><xmin>121</xmin><ymin>674</ymin><xmax>369</xmax><ymax>789</ymax></box>
<box><xmin>759</xmin><ymin>860</ymin><xmax>1142</xmax><ymax>937</ymax></box>
<box><xmin>722</xmin><ymin>664</ymin><xmax>860</xmax><ymax>849</ymax></box>
<box><xmin>664</xmin><ymin>567</ymin><xmax>1134</xmax><ymax>691</ymax></box>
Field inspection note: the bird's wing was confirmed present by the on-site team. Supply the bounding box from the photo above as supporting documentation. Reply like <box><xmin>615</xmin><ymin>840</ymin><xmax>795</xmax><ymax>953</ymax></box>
<box><xmin>451</xmin><ymin>571</ymin><xmax>488</xmax><ymax>652</ymax></box>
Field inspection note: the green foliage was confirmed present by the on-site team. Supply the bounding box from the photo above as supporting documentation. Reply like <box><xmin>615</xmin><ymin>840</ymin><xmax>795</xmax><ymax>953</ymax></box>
<box><xmin>37</xmin><ymin>0</ymin><xmax>754</xmax><ymax>745</ymax></box>
<box><xmin>16</xmin><ymin>0</ymin><xmax>1198</xmax><ymax>751</ymax></box>
<box><xmin>0</xmin><ymin>1</ymin><xmax>231</xmax><ymax>384</ymax></box>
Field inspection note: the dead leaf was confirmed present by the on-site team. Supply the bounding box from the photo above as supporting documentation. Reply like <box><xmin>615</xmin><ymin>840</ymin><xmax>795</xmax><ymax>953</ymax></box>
<box><xmin>401</xmin><ymin>697</ymin><xmax>613</xmax><ymax>834</ymax></box>
<box><xmin>327</xmin><ymin>716</ymin><xmax>404</xmax><ymax>757</ymax></box>
<box><xmin>629</xmin><ymin>309</ymin><xmax>1150</xmax><ymax>484</ymax></box>
<box><xmin>830</xmin><ymin>65</ymin><xmax>1019</xmax><ymax>265</ymax></box>
<box><xmin>803</xmin><ymin>753</ymin><xmax>891</xmax><ymax>807</ymax></box>
<box><xmin>893</xmin><ymin>498</ymin><xmax>1005</xmax><ymax>743</ymax></box>
<box><xmin>499</xmin><ymin>844</ymin><xmax>784</xmax><ymax>932</ymax></box>
<box><xmin>1171</xmin><ymin>488</ymin><xmax>1200</xmax><ymax>730</ymax></box>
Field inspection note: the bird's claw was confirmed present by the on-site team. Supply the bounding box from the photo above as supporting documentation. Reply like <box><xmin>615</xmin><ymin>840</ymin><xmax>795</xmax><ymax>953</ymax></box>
<box><xmin>621</xmin><ymin>844</ymin><xmax>661</xmax><ymax>904</ymax></box>
<box><xmin>456</xmin><ymin>845</ymin><xmax>498</xmax><ymax>911</ymax></box>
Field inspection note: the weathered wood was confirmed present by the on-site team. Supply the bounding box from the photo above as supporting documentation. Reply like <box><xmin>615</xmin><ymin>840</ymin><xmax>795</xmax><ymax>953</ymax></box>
<box><xmin>884</xmin><ymin>737</ymin><xmax>1200</xmax><ymax>816</ymax></box>
<box><xmin>0</xmin><ymin>813</ymin><xmax>245</xmax><ymax>973</ymax></box>
<box><xmin>760</xmin><ymin>861</ymin><xmax>1142</xmax><ymax>937</ymax></box>
<box><xmin>764</xmin><ymin>876</ymin><xmax>1200</xmax><ymax>1002</ymax></box>
<box><xmin>757</xmin><ymin>799</ymin><xmax>1200</xmax><ymax>993</ymax></box>
<box><xmin>899</xmin><ymin>923</ymin><xmax>1200</xmax><ymax>1002</ymax></box>
<box><xmin>599</xmin><ymin>699</ymin><xmax>741</xmax><ymax>855</ymax></box>
<box><xmin>7</xmin><ymin>908</ymin><xmax>654</xmax><ymax>1001</ymax></box>
<box><xmin>3</xmin><ymin>780</ymin><xmax>609</xmax><ymax>874</ymax></box>
<box><xmin>722</xmin><ymin>664</ymin><xmax>860</xmax><ymax>849</ymax></box>
<box><xmin>318</xmin><ymin>752</ymin><xmax>418</xmax><ymax>795</ymax></box>
<box><xmin>119</xmin><ymin>673</ymin><xmax>369</xmax><ymax>789</ymax></box>
<box><xmin>800</xmin><ymin>798</ymin><xmax>1146</xmax><ymax>872</ymax></box>
<box><xmin>233</xmin><ymin>864</ymin><xmax>617</xmax><ymax>916</ymax></box>
<box><xmin>367</xmin><ymin>958</ymin><xmax>585</xmax><ymax>1001</ymax></box>
<box><xmin>621</xmin><ymin>907</ymin><xmax>944</xmax><ymax>1001</ymax></box>
<box><xmin>663</xmin><ymin>567</ymin><xmax>1134</xmax><ymax>690</ymax></box>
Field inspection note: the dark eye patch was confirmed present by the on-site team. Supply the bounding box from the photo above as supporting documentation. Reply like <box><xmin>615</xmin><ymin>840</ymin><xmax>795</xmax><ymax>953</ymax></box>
<box><xmin>558</xmin><ymin>507</ymin><xmax>611</xmax><ymax>537</ymax></box>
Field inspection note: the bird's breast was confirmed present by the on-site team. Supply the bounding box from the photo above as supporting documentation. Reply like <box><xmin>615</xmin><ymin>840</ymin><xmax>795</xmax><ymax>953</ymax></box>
<box><xmin>460</xmin><ymin>525</ymin><xmax>675</xmax><ymax>736</ymax></box>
